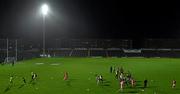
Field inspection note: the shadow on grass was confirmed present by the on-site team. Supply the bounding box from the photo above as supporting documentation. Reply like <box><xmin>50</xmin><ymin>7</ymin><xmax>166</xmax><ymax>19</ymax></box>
<box><xmin>135</xmin><ymin>80</ymin><xmax>142</xmax><ymax>87</ymax></box>
<box><xmin>18</xmin><ymin>84</ymin><xmax>25</xmax><ymax>89</ymax></box>
<box><xmin>135</xmin><ymin>83</ymin><xmax>142</xmax><ymax>87</ymax></box>
<box><xmin>31</xmin><ymin>81</ymin><xmax>36</xmax><ymax>85</ymax></box>
<box><xmin>29</xmin><ymin>79</ymin><xmax>37</xmax><ymax>86</ymax></box>
<box><xmin>174</xmin><ymin>88</ymin><xmax>180</xmax><ymax>90</ymax></box>
<box><xmin>136</xmin><ymin>80</ymin><xmax>142</xmax><ymax>83</ymax></box>
<box><xmin>127</xmin><ymin>90</ymin><xmax>139</xmax><ymax>93</ymax></box>
<box><xmin>101</xmin><ymin>79</ymin><xmax>111</xmax><ymax>86</ymax></box>
<box><xmin>136</xmin><ymin>85</ymin><xmax>159</xmax><ymax>90</ymax></box>
<box><xmin>4</xmin><ymin>86</ymin><xmax>11</xmax><ymax>93</ymax></box>
<box><xmin>66</xmin><ymin>80</ymin><xmax>71</xmax><ymax>86</ymax></box>
<box><xmin>117</xmin><ymin>89</ymin><xmax>139</xmax><ymax>94</ymax></box>
<box><xmin>65</xmin><ymin>79</ymin><xmax>76</xmax><ymax>87</ymax></box>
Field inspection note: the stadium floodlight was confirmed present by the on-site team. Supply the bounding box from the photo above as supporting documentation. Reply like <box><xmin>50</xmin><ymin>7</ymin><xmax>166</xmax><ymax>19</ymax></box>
<box><xmin>41</xmin><ymin>4</ymin><xmax>49</xmax><ymax>16</ymax></box>
<box><xmin>41</xmin><ymin>4</ymin><xmax>49</xmax><ymax>57</ymax></box>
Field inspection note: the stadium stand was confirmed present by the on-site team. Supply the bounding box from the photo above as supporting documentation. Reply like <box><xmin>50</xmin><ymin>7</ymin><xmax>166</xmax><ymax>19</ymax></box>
<box><xmin>172</xmin><ymin>49</ymin><xmax>180</xmax><ymax>57</ymax></box>
<box><xmin>90</xmin><ymin>48</ymin><xmax>107</xmax><ymax>57</ymax></box>
<box><xmin>141</xmin><ymin>49</ymin><xmax>158</xmax><ymax>57</ymax></box>
<box><xmin>141</xmin><ymin>49</ymin><xmax>180</xmax><ymax>58</ymax></box>
<box><xmin>71</xmin><ymin>48</ymin><xmax>88</xmax><ymax>57</ymax></box>
<box><xmin>123</xmin><ymin>49</ymin><xmax>142</xmax><ymax>57</ymax></box>
<box><xmin>107</xmin><ymin>48</ymin><xmax>124</xmax><ymax>57</ymax></box>
<box><xmin>49</xmin><ymin>48</ymin><xmax>72</xmax><ymax>57</ymax></box>
<box><xmin>2</xmin><ymin>38</ymin><xmax>180</xmax><ymax>61</ymax></box>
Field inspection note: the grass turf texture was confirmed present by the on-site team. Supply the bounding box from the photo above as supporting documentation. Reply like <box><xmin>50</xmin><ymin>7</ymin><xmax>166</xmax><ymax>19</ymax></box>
<box><xmin>0</xmin><ymin>57</ymin><xmax>180</xmax><ymax>94</ymax></box>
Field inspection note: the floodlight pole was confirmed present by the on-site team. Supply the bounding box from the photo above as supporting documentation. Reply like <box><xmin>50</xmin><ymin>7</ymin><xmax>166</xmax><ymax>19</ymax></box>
<box><xmin>6</xmin><ymin>38</ymin><xmax>9</xmax><ymax>62</ymax></box>
<box><xmin>41</xmin><ymin>4</ymin><xmax>48</xmax><ymax>57</ymax></box>
<box><xmin>43</xmin><ymin>15</ymin><xmax>46</xmax><ymax>56</ymax></box>
<box><xmin>15</xmin><ymin>39</ymin><xmax>17</xmax><ymax>61</ymax></box>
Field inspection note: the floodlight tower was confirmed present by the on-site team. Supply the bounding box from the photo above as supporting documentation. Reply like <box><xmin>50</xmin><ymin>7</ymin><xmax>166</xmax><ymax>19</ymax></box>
<box><xmin>41</xmin><ymin>4</ymin><xmax>49</xmax><ymax>56</ymax></box>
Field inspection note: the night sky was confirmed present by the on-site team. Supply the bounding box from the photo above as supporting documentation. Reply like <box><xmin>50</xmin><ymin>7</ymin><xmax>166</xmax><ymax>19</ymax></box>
<box><xmin>0</xmin><ymin>0</ymin><xmax>178</xmax><ymax>42</ymax></box>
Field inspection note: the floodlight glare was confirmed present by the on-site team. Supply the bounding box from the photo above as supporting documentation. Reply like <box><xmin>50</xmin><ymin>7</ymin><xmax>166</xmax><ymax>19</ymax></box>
<box><xmin>41</xmin><ymin>4</ymin><xmax>48</xmax><ymax>15</ymax></box>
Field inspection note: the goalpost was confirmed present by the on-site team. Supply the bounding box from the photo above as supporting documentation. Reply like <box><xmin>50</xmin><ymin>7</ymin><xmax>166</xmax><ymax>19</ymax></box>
<box><xmin>1</xmin><ymin>39</ymin><xmax>18</xmax><ymax>64</ymax></box>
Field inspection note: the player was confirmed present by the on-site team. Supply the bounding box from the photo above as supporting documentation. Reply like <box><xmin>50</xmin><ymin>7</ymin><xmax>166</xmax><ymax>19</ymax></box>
<box><xmin>12</xmin><ymin>60</ymin><xmax>15</xmax><ymax>66</ymax></box>
<box><xmin>115</xmin><ymin>70</ymin><xmax>119</xmax><ymax>79</ymax></box>
<box><xmin>120</xmin><ymin>67</ymin><xmax>124</xmax><ymax>74</ymax></box>
<box><xmin>32</xmin><ymin>72</ymin><xmax>37</xmax><ymax>80</ymax></box>
<box><xmin>63</xmin><ymin>72</ymin><xmax>68</xmax><ymax>80</ymax></box>
<box><xmin>120</xmin><ymin>80</ymin><xmax>124</xmax><ymax>91</ymax></box>
<box><xmin>144</xmin><ymin>79</ymin><xmax>148</xmax><ymax>88</ymax></box>
<box><xmin>96</xmin><ymin>75</ymin><xmax>100</xmax><ymax>85</ymax></box>
<box><xmin>31</xmin><ymin>72</ymin><xmax>38</xmax><ymax>82</ymax></box>
<box><xmin>119</xmin><ymin>73</ymin><xmax>124</xmax><ymax>80</ymax></box>
<box><xmin>113</xmin><ymin>66</ymin><xmax>116</xmax><ymax>73</ymax></box>
<box><xmin>172</xmin><ymin>80</ymin><xmax>176</xmax><ymax>88</ymax></box>
<box><xmin>110</xmin><ymin>66</ymin><xmax>113</xmax><ymax>73</ymax></box>
<box><xmin>99</xmin><ymin>75</ymin><xmax>103</xmax><ymax>83</ymax></box>
<box><xmin>131</xmin><ymin>78</ymin><xmax>136</xmax><ymax>87</ymax></box>
<box><xmin>31</xmin><ymin>72</ymin><xmax>34</xmax><ymax>80</ymax></box>
<box><xmin>9</xmin><ymin>76</ymin><xmax>13</xmax><ymax>84</ymax></box>
<box><xmin>22</xmin><ymin>77</ymin><xmax>26</xmax><ymax>84</ymax></box>
<box><xmin>127</xmin><ymin>71</ymin><xmax>132</xmax><ymax>79</ymax></box>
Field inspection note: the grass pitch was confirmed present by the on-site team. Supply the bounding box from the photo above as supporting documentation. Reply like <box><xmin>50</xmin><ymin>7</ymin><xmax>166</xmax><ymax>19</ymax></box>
<box><xmin>0</xmin><ymin>57</ymin><xmax>180</xmax><ymax>94</ymax></box>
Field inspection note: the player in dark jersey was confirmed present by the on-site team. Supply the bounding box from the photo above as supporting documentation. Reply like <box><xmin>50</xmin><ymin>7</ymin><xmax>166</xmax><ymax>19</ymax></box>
<box><xmin>22</xmin><ymin>77</ymin><xmax>26</xmax><ymax>84</ymax></box>
<box><xmin>144</xmin><ymin>79</ymin><xmax>148</xmax><ymax>88</ymax></box>
<box><xmin>110</xmin><ymin>66</ymin><xmax>113</xmax><ymax>73</ymax></box>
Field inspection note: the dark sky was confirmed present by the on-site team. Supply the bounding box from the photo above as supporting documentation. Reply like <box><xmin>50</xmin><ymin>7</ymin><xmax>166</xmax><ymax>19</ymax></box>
<box><xmin>0</xmin><ymin>0</ymin><xmax>178</xmax><ymax>41</ymax></box>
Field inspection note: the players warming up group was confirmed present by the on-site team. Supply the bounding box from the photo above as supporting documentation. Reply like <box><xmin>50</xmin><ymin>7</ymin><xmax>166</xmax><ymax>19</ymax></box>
<box><xmin>96</xmin><ymin>66</ymin><xmax>138</xmax><ymax>90</ymax></box>
<box><xmin>112</xmin><ymin>66</ymin><xmax>137</xmax><ymax>90</ymax></box>
<box><xmin>114</xmin><ymin>66</ymin><xmax>176</xmax><ymax>91</ymax></box>
<box><xmin>97</xmin><ymin>66</ymin><xmax>177</xmax><ymax>91</ymax></box>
